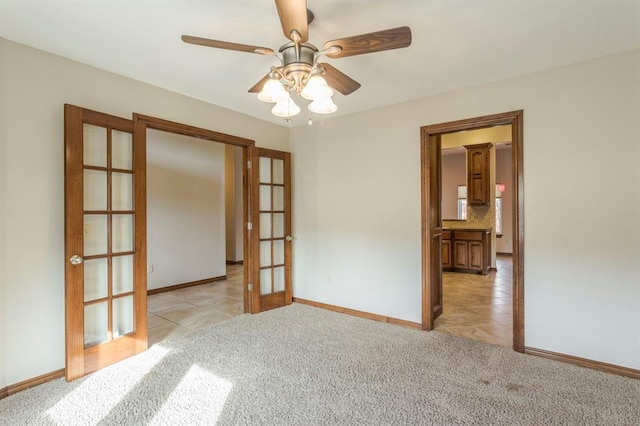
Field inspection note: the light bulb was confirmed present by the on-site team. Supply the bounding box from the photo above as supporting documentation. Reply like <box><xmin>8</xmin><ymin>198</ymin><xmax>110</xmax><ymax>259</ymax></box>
<box><xmin>258</xmin><ymin>78</ymin><xmax>289</xmax><ymax>103</ymax></box>
<box><xmin>308</xmin><ymin>97</ymin><xmax>337</xmax><ymax>114</ymax></box>
<box><xmin>301</xmin><ymin>75</ymin><xmax>334</xmax><ymax>100</ymax></box>
<box><xmin>272</xmin><ymin>98</ymin><xmax>300</xmax><ymax>118</ymax></box>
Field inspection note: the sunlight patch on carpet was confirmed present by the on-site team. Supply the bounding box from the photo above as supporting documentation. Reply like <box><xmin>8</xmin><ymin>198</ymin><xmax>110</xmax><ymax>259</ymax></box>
<box><xmin>149</xmin><ymin>364</ymin><xmax>233</xmax><ymax>424</ymax></box>
<box><xmin>45</xmin><ymin>345</ymin><xmax>170</xmax><ymax>424</ymax></box>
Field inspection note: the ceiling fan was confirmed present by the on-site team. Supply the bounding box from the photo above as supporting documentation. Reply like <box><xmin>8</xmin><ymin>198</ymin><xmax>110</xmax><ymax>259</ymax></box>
<box><xmin>182</xmin><ymin>0</ymin><xmax>412</xmax><ymax>118</ymax></box>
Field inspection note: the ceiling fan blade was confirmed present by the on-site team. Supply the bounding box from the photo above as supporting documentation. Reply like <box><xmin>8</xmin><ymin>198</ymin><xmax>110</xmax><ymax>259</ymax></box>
<box><xmin>275</xmin><ymin>0</ymin><xmax>309</xmax><ymax>42</ymax></box>
<box><xmin>322</xmin><ymin>26</ymin><xmax>411</xmax><ymax>59</ymax></box>
<box><xmin>319</xmin><ymin>63</ymin><xmax>361</xmax><ymax>96</ymax></box>
<box><xmin>248</xmin><ymin>68</ymin><xmax>283</xmax><ymax>93</ymax></box>
<box><xmin>182</xmin><ymin>35</ymin><xmax>275</xmax><ymax>56</ymax></box>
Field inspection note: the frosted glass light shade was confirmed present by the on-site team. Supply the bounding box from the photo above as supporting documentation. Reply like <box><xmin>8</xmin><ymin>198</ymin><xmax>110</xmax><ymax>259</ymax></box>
<box><xmin>301</xmin><ymin>75</ymin><xmax>333</xmax><ymax>100</ymax></box>
<box><xmin>272</xmin><ymin>98</ymin><xmax>300</xmax><ymax>117</ymax></box>
<box><xmin>258</xmin><ymin>78</ymin><xmax>289</xmax><ymax>103</ymax></box>
<box><xmin>308</xmin><ymin>97</ymin><xmax>337</xmax><ymax>114</ymax></box>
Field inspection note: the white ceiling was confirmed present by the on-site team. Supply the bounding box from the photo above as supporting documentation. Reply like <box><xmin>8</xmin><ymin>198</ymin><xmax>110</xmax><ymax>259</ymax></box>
<box><xmin>1</xmin><ymin>0</ymin><xmax>639</xmax><ymax>127</ymax></box>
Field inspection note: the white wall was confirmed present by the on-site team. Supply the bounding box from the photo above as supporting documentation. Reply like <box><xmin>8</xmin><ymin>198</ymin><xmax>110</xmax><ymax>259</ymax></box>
<box><xmin>290</xmin><ymin>49</ymin><xmax>640</xmax><ymax>370</ymax></box>
<box><xmin>0</xmin><ymin>38</ymin><xmax>288</xmax><ymax>388</ymax></box>
<box><xmin>147</xmin><ymin>130</ymin><xmax>226</xmax><ymax>290</ymax></box>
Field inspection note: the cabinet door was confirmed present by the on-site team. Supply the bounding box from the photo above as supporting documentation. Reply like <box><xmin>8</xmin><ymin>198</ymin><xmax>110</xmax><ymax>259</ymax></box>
<box><xmin>465</xmin><ymin>143</ymin><xmax>493</xmax><ymax>205</ymax></box>
<box><xmin>469</xmin><ymin>241</ymin><xmax>483</xmax><ymax>270</ymax></box>
<box><xmin>442</xmin><ymin>239</ymin><xmax>452</xmax><ymax>269</ymax></box>
<box><xmin>454</xmin><ymin>241</ymin><xmax>468</xmax><ymax>268</ymax></box>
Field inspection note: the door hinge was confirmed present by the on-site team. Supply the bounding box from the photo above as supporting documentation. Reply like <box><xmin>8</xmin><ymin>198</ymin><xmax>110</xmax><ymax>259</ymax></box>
<box><xmin>248</xmin><ymin>283</ymin><xmax>253</xmax><ymax>292</ymax></box>
<box><xmin>247</xmin><ymin>160</ymin><xmax>252</xmax><ymax>169</ymax></box>
<box><xmin>247</xmin><ymin>222</ymin><xmax>253</xmax><ymax>231</ymax></box>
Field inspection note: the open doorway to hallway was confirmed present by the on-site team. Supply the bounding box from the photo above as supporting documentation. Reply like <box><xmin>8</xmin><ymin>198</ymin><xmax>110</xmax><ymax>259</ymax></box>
<box><xmin>143</xmin><ymin>131</ymin><xmax>246</xmax><ymax>346</ymax></box>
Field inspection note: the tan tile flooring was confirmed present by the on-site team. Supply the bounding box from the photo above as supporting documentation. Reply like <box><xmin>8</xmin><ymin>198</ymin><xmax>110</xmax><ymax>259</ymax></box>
<box><xmin>149</xmin><ymin>258</ymin><xmax>513</xmax><ymax>348</ymax></box>
<box><xmin>434</xmin><ymin>255</ymin><xmax>513</xmax><ymax>347</ymax></box>
<box><xmin>147</xmin><ymin>265</ymin><xmax>245</xmax><ymax>346</ymax></box>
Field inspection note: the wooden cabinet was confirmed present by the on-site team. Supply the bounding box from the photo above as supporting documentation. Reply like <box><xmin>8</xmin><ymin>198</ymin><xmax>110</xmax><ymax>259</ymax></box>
<box><xmin>442</xmin><ymin>228</ymin><xmax>491</xmax><ymax>274</ymax></box>
<box><xmin>464</xmin><ymin>143</ymin><xmax>493</xmax><ymax>206</ymax></box>
<box><xmin>442</xmin><ymin>230</ymin><xmax>452</xmax><ymax>269</ymax></box>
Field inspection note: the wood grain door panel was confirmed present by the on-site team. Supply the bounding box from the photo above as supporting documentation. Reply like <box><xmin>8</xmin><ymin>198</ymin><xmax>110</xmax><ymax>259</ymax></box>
<box><xmin>64</xmin><ymin>104</ymin><xmax>147</xmax><ymax>381</ymax></box>
<box><xmin>251</xmin><ymin>148</ymin><xmax>292</xmax><ymax>313</ymax></box>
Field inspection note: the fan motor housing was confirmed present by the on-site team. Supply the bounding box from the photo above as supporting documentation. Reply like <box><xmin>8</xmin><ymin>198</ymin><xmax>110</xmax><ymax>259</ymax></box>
<box><xmin>280</xmin><ymin>42</ymin><xmax>317</xmax><ymax>86</ymax></box>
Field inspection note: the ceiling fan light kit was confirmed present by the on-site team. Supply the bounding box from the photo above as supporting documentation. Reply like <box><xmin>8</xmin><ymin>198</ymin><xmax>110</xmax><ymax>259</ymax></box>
<box><xmin>272</xmin><ymin>97</ymin><xmax>301</xmax><ymax>118</ymax></box>
<box><xmin>308</xmin><ymin>97</ymin><xmax>337</xmax><ymax>114</ymax></box>
<box><xmin>257</xmin><ymin>74</ymin><xmax>291</xmax><ymax>103</ymax></box>
<box><xmin>182</xmin><ymin>0</ymin><xmax>412</xmax><ymax>121</ymax></box>
<box><xmin>300</xmin><ymin>73</ymin><xmax>334</xmax><ymax>101</ymax></box>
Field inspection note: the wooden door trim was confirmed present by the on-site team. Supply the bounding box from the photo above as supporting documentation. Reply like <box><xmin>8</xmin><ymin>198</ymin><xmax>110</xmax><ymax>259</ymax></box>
<box><xmin>420</xmin><ymin>110</ymin><xmax>525</xmax><ymax>352</ymax></box>
<box><xmin>132</xmin><ymin>114</ymin><xmax>256</xmax><ymax>313</ymax></box>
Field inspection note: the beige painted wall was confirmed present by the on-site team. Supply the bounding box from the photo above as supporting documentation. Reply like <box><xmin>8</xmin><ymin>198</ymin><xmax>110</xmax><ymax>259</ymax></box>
<box><xmin>225</xmin><ymin>145</ymin><xmax>243</xmax><ymax>262</ymax></box>
<box><xmin>495</xmin><ymin>146</ymin><xmax>513</xmax><ymax>254</ymax></box>
<box><xmin>147</xmin><ymin>130</ymin><xmax>226</xmax><ymax>290</ymax></box>
<box><xmin>441</xmin><ymin>152</ymin><xmax>466</xmax><ymax>220</ymax></box>
<box><xmin>290</xmin><ymin>49</ymin><xmax>640</xmax><ymax>370</ymax></box>
<box><xmin>0</xmin><ymin>38</ymin><xmax>6</xmax><ymax>387</ymax></box>
<box><xmin>0</xmin><ymin>38</ymin><xmax>288</xmax><ymax>388</ymax></box>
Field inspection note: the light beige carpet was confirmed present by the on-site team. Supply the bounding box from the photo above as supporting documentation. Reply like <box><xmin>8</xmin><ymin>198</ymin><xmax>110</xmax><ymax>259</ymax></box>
<box><xmin>0</xmin><ymin>303</ymin><xmax>638</xmax><ymax>425</ymax></box>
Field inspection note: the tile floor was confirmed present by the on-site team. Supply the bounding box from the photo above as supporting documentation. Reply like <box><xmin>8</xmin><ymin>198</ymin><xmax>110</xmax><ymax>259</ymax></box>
<box><xmin>147</xmin><ymin>265</ymin><xmax>245</xmax><ymax>346</ymax></box>
<box><xmin>434</xmin><ymin>254</ymin><xmax>513</xmax><ymax>347</ymax></box>
<box><xmin>149</xmin><ymin>258</ymin><xmax>513</xmax><ymax>348</ymax></box>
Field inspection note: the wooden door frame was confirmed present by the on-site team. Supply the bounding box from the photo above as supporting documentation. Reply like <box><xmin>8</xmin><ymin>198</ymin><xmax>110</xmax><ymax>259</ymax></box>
<box><xmin>133</xmin><ymin>114</ymin><xmax>256</xmax><ymax>313</ymax></box>
<box><xmin>420</xmin><ymin>110</ymin><xmax>525</xmax><ymax>352</ymax></box>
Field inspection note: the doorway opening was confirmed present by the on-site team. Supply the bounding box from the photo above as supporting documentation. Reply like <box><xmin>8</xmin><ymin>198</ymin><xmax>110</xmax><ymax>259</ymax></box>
<box><xmin>420</xmin><ymin>110</ymin><xmax>524</xmax><ymax>352</ymax></box>
<box><xmin>144</xmin><ymin>129</ymin><xmax>247</xmax><ymax>346</ymax></box>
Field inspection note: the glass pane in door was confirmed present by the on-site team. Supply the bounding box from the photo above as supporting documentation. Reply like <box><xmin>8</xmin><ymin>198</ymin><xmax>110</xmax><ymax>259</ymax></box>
<box><xmin>260</xmin><ymin>269</ymin><xmax>272</xmax><ymax>295</ymax></box>
<box><xmin>84</xmin><ymin>302</ymin><xmax>108</xmax><ymax>348</ymax></box>
<box><xmin>259</xmin><ymin>185</ymin><xmax>271</xmax><ymax>210</ymax></box>
<box><xmin>273</xmin><ymin>186</ymin><xmax>284</xmax><ymax>211</ymax></box>
<box><xmin>112</xmin><ymin>173</ymin><xmax>133</xmax><ymax>211</ymax></box>
<box><xmin>273</xmin><ymin>266</ymin><xmax>285</xmax><ymax>292</ymax></box>
<box><xmin>112</xmin><ymin>255</ymin><xmax>133</xmax><ymax>295</ymax></box>
<box><xmin>273</xmin><ymin>240</ymin><xmax>285</xmax><ymax>265</ymax></box>
<box><xmin>84</xmin><ymin>258</ymin><xmax>108</xmax><ymax>302</ymax></box>
<box><xmin>111</xmin><ymin>130</ymin><xmax>133</xmax><ymax>170</ymax></box>
<box><xmin>273</xmin><ymin>213</ymin><xmax>284</xmax><ymax>238</ymax></box>
<box><xmin>83</xmin><ymin>124</ymin><xmax>107</xmax><ymax>167</ymax></box>
<box><xmin>260</xmin><ymin>241</ymin><xmax>272</xmax><ymax>267</ymax></box>
<box><xmin>259</xmin><ymin>213</ymin><xmax>272</xmax><ymax>239</ymax></box>
<box><xmin>83</xmin><ymin>170</ymin><xmax>107</xmax><ymax>211</ymax></box>
<box><xmin>84</xmin><ymin>214</ymin><xmax>108</xmax><ymax>256</ymax></box>
<box><xmin>259</xmin><ymin>157</ymin><xmax>271</xmax><ymax>182</ymax></box>
<box><xmin>112</xmin><ymin>214</ymin><xmax>134</xmax><ymax>253</ymax></box>
<box><xmin>272</xmin><ymin>159</ymin><xmax>284</xmax><ymax>184</ymax></box>
<box><xmin>112</xmin><ymin>295</ymin><xmax>134</xmax><ymax>338</ymax></box>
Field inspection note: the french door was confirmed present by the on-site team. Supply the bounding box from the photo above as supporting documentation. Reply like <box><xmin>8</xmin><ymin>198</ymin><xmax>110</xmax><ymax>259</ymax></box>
<box><xmin>64</xmin><ymin>105</ymin><xmax>147</xmax><ymax>381</ymax></box>
<box><xmin>64</xmin><ymin>106</ymin><xmax>293</xmax><ymax>379</ymax></box>
<box><xmin>250</xmin><ymin>148</ymin><xmax>292</xmax><ymax>313</ymax></box>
